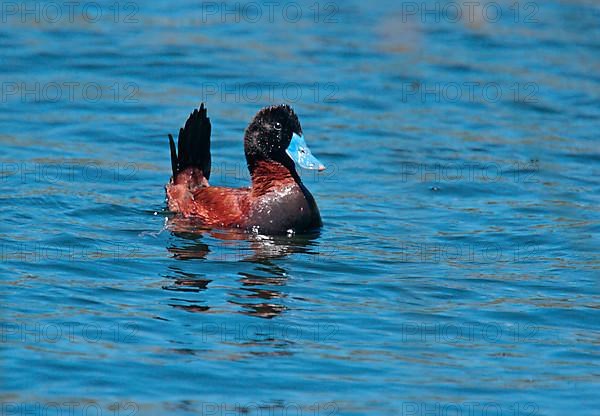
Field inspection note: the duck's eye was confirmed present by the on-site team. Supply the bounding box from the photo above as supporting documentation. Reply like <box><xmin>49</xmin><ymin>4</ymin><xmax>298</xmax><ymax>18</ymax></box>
<box><xmin>274</xmin><ymin>122</ymin><xmax>282</xmax><ymax>131</ymax></box>
<box><xmin>300</xmin><ymin>148</ymin><xmax>306</xmax><ymax>154</ymax></box>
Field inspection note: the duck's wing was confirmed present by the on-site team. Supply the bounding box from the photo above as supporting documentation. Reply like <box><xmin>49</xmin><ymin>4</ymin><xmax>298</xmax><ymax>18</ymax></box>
<box><xmin>168</xmin><ymin>103</ymin><xmax>212</xmax><ymax>182</ymax></box>
<box><xmin>166</xmin><ymin>186</ymin><xmax>250</xmax><ymax>228</ymax></box>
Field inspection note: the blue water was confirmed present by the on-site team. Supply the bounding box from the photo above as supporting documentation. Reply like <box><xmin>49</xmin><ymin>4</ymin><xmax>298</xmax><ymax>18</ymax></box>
<box><xmin>1</xmin><ymin>1</ymin><xmax>599</xmax><ymax>415</ymax></box>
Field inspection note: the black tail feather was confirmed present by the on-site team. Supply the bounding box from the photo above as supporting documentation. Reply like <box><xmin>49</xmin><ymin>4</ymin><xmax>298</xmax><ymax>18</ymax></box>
<box><xmin>168</xmin><ymin>134</ymin><xmax>177</xmax><ymax>179</ymax></box>
<box><xmin>169</xmin><ymin>102</ymin><xmax>212</xmax><ymax>180</ymax></box>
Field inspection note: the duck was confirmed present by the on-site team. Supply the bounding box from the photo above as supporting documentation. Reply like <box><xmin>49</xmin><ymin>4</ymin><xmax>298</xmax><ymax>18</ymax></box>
<box><xmin>166</xmin><ymin>103</ymin><xmax>325</xmax><ymax>234</ymax></box>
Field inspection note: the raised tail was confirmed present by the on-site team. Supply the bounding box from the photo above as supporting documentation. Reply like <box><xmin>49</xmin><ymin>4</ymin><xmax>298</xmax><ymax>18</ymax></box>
<box><xmin>168</xmin><ymin>103</ymin><xmax>212</xmax><ymax>182</ymax></box>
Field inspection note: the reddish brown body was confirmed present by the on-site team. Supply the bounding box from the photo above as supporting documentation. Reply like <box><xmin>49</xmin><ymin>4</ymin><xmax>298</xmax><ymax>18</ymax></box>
<box><xmin>166</xmin><ymin>162</ymin><xmax>321</xmax><ymax>233</ymax></box>
<box><xmin>167</xmin><ymin>169</ymin><xmax>250</xmax><ymax>228</ymax></box>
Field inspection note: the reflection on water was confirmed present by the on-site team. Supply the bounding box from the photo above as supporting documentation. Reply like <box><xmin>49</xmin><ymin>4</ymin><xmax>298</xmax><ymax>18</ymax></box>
<box><xmin>165</xmin><ymin>215</ymin><xmax>321</xmax><ymax>318</ymax></box>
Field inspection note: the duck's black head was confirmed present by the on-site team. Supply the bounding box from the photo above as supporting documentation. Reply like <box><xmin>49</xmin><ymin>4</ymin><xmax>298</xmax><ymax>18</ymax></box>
<box><xmin>244</xmin><ymin>104</ymin><xmax>325</xmax><ymax>173</ymax></box>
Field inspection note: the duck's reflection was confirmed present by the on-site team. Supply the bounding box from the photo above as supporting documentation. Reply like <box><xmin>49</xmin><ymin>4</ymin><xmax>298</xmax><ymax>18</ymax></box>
<box><xmin>230</xmin><ymin>266</ymin><xmax>289</xmax><ymax>319</ymax></box>
<box><xmin>163</xmin><ymin>216</ymin><xmax>321</xmax><ymax>319</ymax></box>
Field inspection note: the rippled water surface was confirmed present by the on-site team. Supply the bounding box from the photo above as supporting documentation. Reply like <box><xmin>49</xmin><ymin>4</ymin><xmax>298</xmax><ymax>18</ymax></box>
<box><xmin>1</xmin><ymin>1</ymin><xmax>599</xmax><ymax>415</ymax></box>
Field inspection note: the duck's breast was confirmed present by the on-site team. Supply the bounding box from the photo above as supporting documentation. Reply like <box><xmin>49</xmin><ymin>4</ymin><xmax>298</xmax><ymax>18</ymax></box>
<box><xmin>249</xmin><ymin>184</ymin><xmax>321</xmax><ymax>233</ymax></box>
